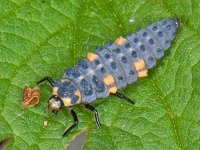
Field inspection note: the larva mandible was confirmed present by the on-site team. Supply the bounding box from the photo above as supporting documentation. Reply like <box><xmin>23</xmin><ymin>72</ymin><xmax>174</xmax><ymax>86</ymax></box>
<box><xmin>37</xmin><ymin>18</ymin><xmax>180</xmax><ymax>136</ymax></box>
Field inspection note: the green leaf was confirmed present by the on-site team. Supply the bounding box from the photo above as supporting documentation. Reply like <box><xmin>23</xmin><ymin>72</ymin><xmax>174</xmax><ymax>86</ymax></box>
<box><xmin>0</xmin><ymin>0</ymin><xmax>199</xmax><ymax>149</ymax></box>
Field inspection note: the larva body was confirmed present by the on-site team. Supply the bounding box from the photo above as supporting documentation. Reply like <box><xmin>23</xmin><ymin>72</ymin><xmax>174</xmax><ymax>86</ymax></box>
<box><xmin>52</xmin><ymin>18</ymin><xmax>179</xmax><ymax>107</ymax></box>
<box><xmin>37</xmin><ymin>18</ymin><xmax>179</xmax><ymax>136</ymax></box>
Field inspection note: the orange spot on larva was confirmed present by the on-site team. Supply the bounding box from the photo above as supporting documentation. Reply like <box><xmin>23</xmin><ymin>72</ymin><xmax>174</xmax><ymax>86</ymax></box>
<box><xmin>61</xmin><ymin>79</ymin><xmax>69</xmax><ymax>83</ymax></box>
<box><xmin>134</xmin><ymin>59</ymin><xmax>146</xmax><ymax>71</ymax></box>
<box><xmin>103</xmin><ymin>74</ymin><xmax>115</xmax><ymax>86</ymax></box>
<box><xmin>109</xmin><ymin>87</ymin><xmax>118</xmax><ymax>94</ymax></box>
<box><xmin>115</xmin><ymin>37</ymin><xmax>125</xmax><ymax>45</ymax></box>
<box><xmin>138</xmin><ymin>70</ymin><xmax>148</xmax><ymax>77</ymax></box>
<box><xmin>87</xmin><ymin>52</ymin><xmax>99</xmax><ymax>61</ymax></box>
<box><xmin>52</xmin><ymin>87</ymin><xmax>58</xmax><ymax>95</ymax></box>
<box><xmin>75</xmin><ymin>89</ymin><xmax>82</xmax><ymax>104</ymax></box>
<box><xmin>62</xmin><ymin>97</ymin><xmax>72</xmax><ymax>106</ymax></box>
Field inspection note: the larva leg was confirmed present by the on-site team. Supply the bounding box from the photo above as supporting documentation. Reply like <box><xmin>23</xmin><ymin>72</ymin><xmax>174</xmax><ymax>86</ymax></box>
<box><xmin>62</xmin><ymin>109</ymin><xmax>78</xmax><ymax>136</ymax></box>
<box><xmin>111</xmin><ymin>92</ymin><xmax>135</xmax><ymax>105</ymax></box>
<box><xmin>83</xmin><ymin>103</ymin><xmax>101</xmax><ymax>128</ymax></box>
<box><xmin>37</xmin><ymin>76</ymin><xmax>55</xmax><ymax>86</ymax></box>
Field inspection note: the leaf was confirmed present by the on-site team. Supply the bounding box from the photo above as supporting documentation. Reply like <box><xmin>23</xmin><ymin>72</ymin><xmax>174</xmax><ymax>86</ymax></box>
<box><xmin>0</xmin><ymin>0</ymin><xmax>200</xmax><ymax>149</ymax></box>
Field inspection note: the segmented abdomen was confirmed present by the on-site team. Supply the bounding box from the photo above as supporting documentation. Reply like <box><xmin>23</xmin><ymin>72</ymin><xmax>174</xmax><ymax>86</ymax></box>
<box><xmin>63</xmin><ymin>18</ymin><xmax>179</xmax><ymax>103</ymax></box>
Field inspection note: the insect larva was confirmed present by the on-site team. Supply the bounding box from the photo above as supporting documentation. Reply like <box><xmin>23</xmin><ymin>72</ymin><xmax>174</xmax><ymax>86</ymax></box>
<box><xmin>36</xmin><ymin>18</ymin><xmax>180</xmax><ymax>136</ymax></box>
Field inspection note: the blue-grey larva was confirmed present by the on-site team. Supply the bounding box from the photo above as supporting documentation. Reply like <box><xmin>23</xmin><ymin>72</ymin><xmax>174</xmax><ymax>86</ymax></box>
<box><xmin>37</xmin><ymin>18</ymin><xmax>180</xmax><ymax>136</ymax></box>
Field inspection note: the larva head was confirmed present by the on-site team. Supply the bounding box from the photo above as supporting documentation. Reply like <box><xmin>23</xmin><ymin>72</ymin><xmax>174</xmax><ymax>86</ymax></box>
<box><xmin>51</xmin><ymin>79</ymin><xmax>82</xmax><ymax>109</ymax></box>
<box><xmin>48</xmin><ymin>96</ymin><xmax>63</xmax><ymax>114</ymax></box>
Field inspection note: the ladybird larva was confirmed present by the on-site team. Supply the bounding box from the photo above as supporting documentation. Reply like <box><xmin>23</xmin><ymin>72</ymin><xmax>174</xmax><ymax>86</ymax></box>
<box><xmin>37</xmin><ymin>18</ymin><xmax>180</xmax><ymax>136</ymax></box>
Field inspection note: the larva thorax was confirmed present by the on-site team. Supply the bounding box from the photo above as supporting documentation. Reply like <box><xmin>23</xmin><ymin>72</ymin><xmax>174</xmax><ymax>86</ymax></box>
<box><xmin>52</xmin><ymin>18</ymin><xmax>180</xmax><ymax>107</ymax></box>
